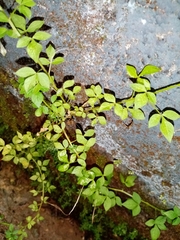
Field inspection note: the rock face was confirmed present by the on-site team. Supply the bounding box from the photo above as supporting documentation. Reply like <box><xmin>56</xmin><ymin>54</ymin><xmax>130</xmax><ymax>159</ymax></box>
<box><xmin>1</xmin><ymin>0</ymin><xmax>180</xmax><ymax>206</ymax></box>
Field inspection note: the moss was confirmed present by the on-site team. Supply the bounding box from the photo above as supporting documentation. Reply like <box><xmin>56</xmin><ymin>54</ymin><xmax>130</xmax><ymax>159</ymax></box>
<box><xmin>0</xmin><ymin>68</ymin><xmax>43</xmax><ymax>138</ymax></box>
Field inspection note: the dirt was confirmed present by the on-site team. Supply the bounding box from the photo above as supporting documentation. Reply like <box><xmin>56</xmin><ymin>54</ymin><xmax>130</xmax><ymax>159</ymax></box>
<box><xmin>0</xmin><ymin>162</ymin><xmax>84</xmax><ymax>240</ymax></box>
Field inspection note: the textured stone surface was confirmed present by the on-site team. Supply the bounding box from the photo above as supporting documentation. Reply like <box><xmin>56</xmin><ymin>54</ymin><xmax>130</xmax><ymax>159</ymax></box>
<box><xmin>1</xmin><ymin>0</ymin><xmax>180</xmax><ymax>206</ymax></box>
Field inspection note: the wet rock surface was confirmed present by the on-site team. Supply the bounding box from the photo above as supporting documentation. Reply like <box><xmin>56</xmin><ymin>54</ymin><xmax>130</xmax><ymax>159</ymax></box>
<box><xmin>1</xmin><ymin>0</ymin><xmax>180</xmax><ymax>207</ymax></box>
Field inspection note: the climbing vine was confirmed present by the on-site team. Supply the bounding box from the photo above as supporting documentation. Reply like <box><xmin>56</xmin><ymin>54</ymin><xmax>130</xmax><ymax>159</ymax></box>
<box><xmin>0</xmin><ymin>1</ymin><xmax>180</xmax><ymax>239</ymax></box>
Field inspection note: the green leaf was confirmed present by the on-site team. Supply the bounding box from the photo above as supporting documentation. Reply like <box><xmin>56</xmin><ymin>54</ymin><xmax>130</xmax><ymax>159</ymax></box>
<box><xmin>83</xmin><ymin>188</ymin><xmax>95</xmax><ymax>197</ymax></box>
<box><xmin>104</xmin><ymin>197</ymin><xmax>112</xmax><ymax>211</ymax></box>
<box><xmin>174</xmin><ymin>206</ymin><xmax>180</xmax><ymax>216</ymax></box>
<box><xmin>2</xmin><ymin>155</ymin><xmax>14</xmax><ymax>161</ymax></box>
<box><xmin>98</xmin><ymin>102</ymin><xmax>114</xmax><ymax>112</ymax></box>
<box><xmin>114</xmin><ymin>103</ymin><xmax>123</xmax><ymax>117</ymax></box>
<box><xmin>46</xmin><ymin>44</ymin><xmax>55</xmax><ymax>60</ymax></box>
<box><xmin>33</xmin><ymin>31</ymin><xmax>51</xmax><ymax>40</ymax></box>
<box><xmin>150</xmin><ymin>225</ymin><xmax>160</xmax><ymax>240</ymax></box>
<box><xmin>18</xmin><ymin>5</ymin><xmax>32</xmax><ymax>18</ymax></box>
<box><xmin>58</xmin><ymin>164</ymin><xmax>69</xmax><ymax>172</ymax></box>
<box><xmin>39</xmin><ymin>57</ymin><xmax>50</xmax><ymax>65</ymax></box>
<box><xmin>21</xmin><ymin>0</ymin><xmax>36</xmax><ymax>7</ymax></box>
<box><xmin>132</xmin><ymin>205</ymin><xmax>141</xmax><ymax>216</ymax></box>
<box><xmin>94</xmin><ymin>85</ymin><xmax>102</xmax><ymax>96</ymax></box>
<box><xmin>17</xmin><ymin>36</ymin><xmax>31</xmax><ymax>48</ymax></box>
<box><xmin>129</xmin><ymin>109</ymin><xmax>145</xmax><ymax>120</ymax></box>
<box><xmin>37</xmin><ymin>72</ymin><xmax>50</xmax><ymax>91</ymax></box>
<box><xmin>148</xmin><ymin>113</ymin><xmax>161</xmax><ymax>128</ymax></box>
<box><xmin>11</xmin><ymin>13</ymin><xmax>26</xmax><ymax>31</ymax></box>
<box><xmin>63</xmin><ymin>80</ymin><xmax>75</xmax><ymax>89</ymax></box>
<box><xmin>0</xmin><ymin>138</ymin><xmax>5</xmax><ymax>151</ymax></box>
<box><xmin>154</xmin><ymin>216</ymin><xmax>166</xmax><ymax>225</ymax></box>
<box><xmin>24</xmin><ymin>75</ymin><xmax>37</xmax><ymax>93</ymax></box>
<box><xmin>16</xmin><ymin>67</ymin><xmax>36</xmax><ymax>78</ymax></box>
<box><xmin>71</xmin><ymin>166</ymin><xmax>84</xmax><ymax>177</ymax></box>
<box><xmin>77</xmin><ymin>158</ymin><xmax>86</xmax><ymax>167</ymax></box>
<box><xmin>52</xmin><ymin>57</ymin><xmax>64</xmax><ymax>65</ymax></box>
<box><xmin>27</xmin><ymin>39</ymin><xmax>42</xmax><ymax>63</ymax></box>
<box><xmin>0</xmin><ymin>11</ymin><xmax>8</xmax><ymax>22</ymax></box>
<box><xmin>93</xmin><ymin>194</ymin><xmax>106</xmax><ymax>206</ymax></box>
<box><xmin>76</xmin><ymin>134</ymin><xmax>87</xmax><ymax>145</ymax></box>
<box><xmin>134</xmin><ymin>93</ymin><xmax>148</xmax><ymax>109</ymax></box>
<box><xmin>118</xmin><ymin>107</ymin><xmax>128</xmax><ymax>120</ymax></box>
<box><xmin>91</xmin><ymin>167</ymin><xmax>102</xmax><ymax>177</ymax></box>
<box><xmin>30</xmin><ymin>174</ymin><xmax>38</xmax><ymax>181</ymax></box>
<box><xmin>19</xmin><ymin>157</ymin><xmax>29</xmax><ymax>168</ymax></box>
<box><xmin>104</xmin><ymin>164</ymin><xmax>114</xmax><ymax>177</ymax></box>
<box><xmin>139</xmin><ymin>64</ymin><xmax>161</xmax><ymax>77</ymax></box>
<box><xmin>84</xmin><ymin>129</ymin><xmax>95</xmax><ymax>137</ymax></box>
<box><xmin>145</xmin><ymin>219</ymin><xmax>155</xmax><ymax>227</ymax></box>
<box><xmin>31</xmin><ymin>92</ymin><xmax>44</xmax><ymax>108</ymax></box>
<box><xmin>73</xmin><ymin>86</ymin><xmax>81</xmax><ymax>94</ymax></box>
<box><xmin>35</xmin><ymin>107</ymin><xmax>43</xmax><ymax>117</ymax></box>
<box><xmin>120</xmin><ymin>173</ymin><xmax>125</xmax><ymax>184</ymax></box>
<box><xmin>163</xmin><ymin>110</ymin><xmax>180</xmax><ymax>120</ymax></box>
<box><xmin>125</xmin><ymin>175</ymin><xmax>137</xmax><ymax>187</ymax></box>
<box><xmin>130</xmin><ymin>83</ymin><xmax>146</xmax><ymax>92</ymax></box>
<box><xmin>164</xmin><ymin>210</ymin><xmax>177</xmax><ymax>220</ymax></box>
<box><xmin>126</xmin><ymin>64</ymin><xmax>138</xmax><ymax>78</ymax></box>
<box><xmin>85</xmin><ymin>88</ymin><xmax>95</xmax><ymax>97</ymax></box>
<box><xmin>132</xmin><ymin>192</ymin><xmax>141</xmax><ymax>204</ymax></box>
<box><xmin>85</xmin><ymin>137</ymin><xmax>96</xmax><ymax>149</ymax></box>
<box><xmin>27</xmin><ymin>20</ymin><xmax>44</xmax><ymax>32</ymax></box>
<box><xmin>0</xmin><ymin>27</ymin><xmax>7</xmax><ymax>38</ymax></box>
<box><xmin>172</xmin><ymin>217</ymin><xmax>180</xmax><ymax>225</ymax></box>
<box><xmin>123</xmin><ymin>198</ymin><xmax>137</xmax><ymax>210</ymax></box>
<box><xmin>116</xmin><ymin>196</ymin><xmax>122</xmax><ymax>206</ymax></box>
<box><xmin>147</xmin><ymin>92</ymin><xmax>156</xmax><ymax>105</ymax></box>
<box><xmin>160</xmin><ymin>117</ymin><xmax>174</xmax><ymax>142</ymax></box>
<box><xmin>104</xmin><ymin>93</ymin><xmax>116</xmax><ymax>103</ymax></box>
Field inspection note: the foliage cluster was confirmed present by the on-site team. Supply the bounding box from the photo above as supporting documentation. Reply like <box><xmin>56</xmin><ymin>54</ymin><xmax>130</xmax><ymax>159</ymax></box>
<box><xmin>0</xmin><ymin>1</ymin><xmax>180</xmax><ymax>240</ymax></box>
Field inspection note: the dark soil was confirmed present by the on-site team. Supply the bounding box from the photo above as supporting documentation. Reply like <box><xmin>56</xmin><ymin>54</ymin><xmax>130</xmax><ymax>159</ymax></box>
<box><xmin>0</xmin><ymin>162</ymin><xmax>84</xmax><ymax>240</ymax></box>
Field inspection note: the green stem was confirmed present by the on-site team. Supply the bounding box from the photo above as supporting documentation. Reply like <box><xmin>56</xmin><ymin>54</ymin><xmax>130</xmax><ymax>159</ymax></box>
<box><xmin>109</xmin><ymin>187</ymin><xmax>161</xmax><ymax>212</ymax></box>
<box><xmin>154</xmin><ymin>82</ymin><xmax>180</xmax><ymax>94</ymax></box>
<box><xmin>63</xmin><ymin>128</ymin><xmax>80</xmax><ymax>158</ymax></box>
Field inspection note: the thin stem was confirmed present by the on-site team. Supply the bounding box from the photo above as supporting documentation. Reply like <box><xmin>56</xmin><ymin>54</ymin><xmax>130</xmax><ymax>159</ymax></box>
<box><xmin>8</xmin><ymin>18</ymin><xmax>21</xmax><ymax>37</ymax></box>
<box><xmin>47</xmin><ymin>186</ymin><xmax>84</xmax><ymax>216</ymax></box>
<box><xmin>154</xmin><ymin>82</ymin><xmax>180</xmax><ymax>94</ymax></box>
